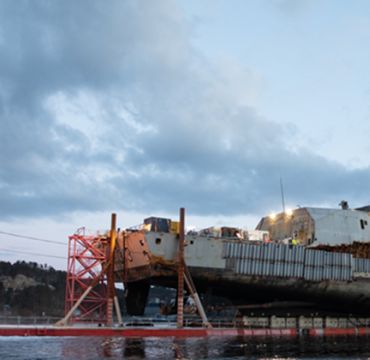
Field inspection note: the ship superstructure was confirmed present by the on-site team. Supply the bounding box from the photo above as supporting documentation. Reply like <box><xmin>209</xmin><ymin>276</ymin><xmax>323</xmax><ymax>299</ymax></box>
<box><xmin>256</xmin><ymin>206</ymin><xmax>370</xmax><ymax>247</ymax></box>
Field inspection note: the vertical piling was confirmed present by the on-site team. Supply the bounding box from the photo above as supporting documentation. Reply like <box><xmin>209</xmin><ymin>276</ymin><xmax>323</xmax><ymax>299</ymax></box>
<box><xmin>177</xmin><ymin>208</ymin><xmax>185</xmax><ymax>328</ymax></box>
<box><xmin>107</xmin><ymin>213</ymin><xmax>117</xmax><ymax>326</ymax></box>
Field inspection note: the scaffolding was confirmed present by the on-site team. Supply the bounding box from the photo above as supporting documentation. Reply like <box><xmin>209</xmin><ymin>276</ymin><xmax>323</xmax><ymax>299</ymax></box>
<box><xmin>58</xmin><ymin>211</ymin><xmax>207</xmax><ymax>328</ymax></box>
<box><xmin>64</xmin><ymin>230</ymin><xmax>109</xmax><ymax>324</ymax></box>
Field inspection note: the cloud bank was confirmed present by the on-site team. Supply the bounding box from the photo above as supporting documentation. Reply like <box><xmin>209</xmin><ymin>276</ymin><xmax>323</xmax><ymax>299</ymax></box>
<box><xmin>0</xmin><ymin>0</ymin><xmax>369</xmax><ymax>219</ymax></box>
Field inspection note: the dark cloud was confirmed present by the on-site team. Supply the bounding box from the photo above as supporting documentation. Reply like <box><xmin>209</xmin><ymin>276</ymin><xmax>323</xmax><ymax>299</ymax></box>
<box><xmin>0</xmin><ymin>0</ymin><xmax>369</xmax><ymax>220</ymax></box>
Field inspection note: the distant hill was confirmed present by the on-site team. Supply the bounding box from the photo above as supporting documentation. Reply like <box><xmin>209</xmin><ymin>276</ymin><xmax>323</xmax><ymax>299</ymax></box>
<box><xmin>0</xmin><ymin>260</ymin><xmax>176</xmax><ymax>318</ymax></box>
<box><xmin>0</xmin><ymin>261</ymin><xmax>66</xmax><ymax>316</ymax></box>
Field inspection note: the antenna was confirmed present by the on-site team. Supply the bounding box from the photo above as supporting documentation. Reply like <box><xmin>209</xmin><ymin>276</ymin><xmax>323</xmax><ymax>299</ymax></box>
<box><xmin>280</xmin><ymin>177</ymin><xmax>286</xmax><ymax>213</ymax></box>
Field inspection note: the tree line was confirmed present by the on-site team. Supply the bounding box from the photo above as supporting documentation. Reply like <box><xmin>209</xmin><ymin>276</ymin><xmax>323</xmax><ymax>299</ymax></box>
<box><xmin>0</xmin><ymin>261</ymin><xmax>66</xmax><ymax>316</ymax></box>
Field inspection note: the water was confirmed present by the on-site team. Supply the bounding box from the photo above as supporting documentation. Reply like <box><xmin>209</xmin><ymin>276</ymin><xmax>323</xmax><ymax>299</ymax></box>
<box><xmin>0</xmin><ymin>336</ymin><xmax>370</xmax><ymax>359</ymax></box>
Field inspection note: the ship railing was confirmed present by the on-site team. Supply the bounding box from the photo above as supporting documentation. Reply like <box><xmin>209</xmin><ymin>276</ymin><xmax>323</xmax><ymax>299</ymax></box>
<box><xmin>184</xmin><ymin>318</ymin><xmax>240</xmax><ymax>328</ymax></box>
<box><xmin>0</xmin><ymin>315</ymin><xmax>61</xmax><ymax>325</ymax></box>
<box><xmin>2</xmin><ymin>315</ymin><xmax>369</xmax><ymax>329</ymax></box>
<box><xmin>126</xmin><ymin>224</ymin><xmax>145</xmax><ymax>231</ymax></box>
<box><xmin>122</xmin><ymin>315</ymin><xmax>242</xmax><ymax>328</ymax></box>
<box><xmin>0</xmin><ymin>315</ymin><xmax>241</xmax><ymax>328</ymax></box>
<box><xmin>91</xmin><ymin>316</ymin><xmax>370</xmax><ymax>329</ymax></box>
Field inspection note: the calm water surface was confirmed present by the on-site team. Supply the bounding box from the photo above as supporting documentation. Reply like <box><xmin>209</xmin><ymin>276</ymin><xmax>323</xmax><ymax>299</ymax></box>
<box><xmin>0</xmin><ymin>336</ymin><xmax>370</xmax><ymax>359</ymax></box>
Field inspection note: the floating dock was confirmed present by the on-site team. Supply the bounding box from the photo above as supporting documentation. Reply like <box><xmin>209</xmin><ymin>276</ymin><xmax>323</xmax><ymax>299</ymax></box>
<box><xmin>0</xmin><ymin>325</ymin><xmax>294</xmax><ymax>337</ymax></box>
<box><xmin>1</xmin><ymin>324</ymin><xmax>370</xmax><ymax>338</ymax></box>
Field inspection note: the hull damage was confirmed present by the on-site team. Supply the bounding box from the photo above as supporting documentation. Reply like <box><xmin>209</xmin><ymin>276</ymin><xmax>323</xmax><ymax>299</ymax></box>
<box><xmin>115</xmin><ymin>227</ymin><xmax>370</xmax><ymax>316</ymax></box>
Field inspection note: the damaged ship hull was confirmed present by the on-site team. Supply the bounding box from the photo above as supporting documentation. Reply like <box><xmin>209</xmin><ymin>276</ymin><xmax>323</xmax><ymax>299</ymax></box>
<box><xmin>116</xmin><ymin>230</ymin><xmax>370</xmax><ymax>316</ymax></box>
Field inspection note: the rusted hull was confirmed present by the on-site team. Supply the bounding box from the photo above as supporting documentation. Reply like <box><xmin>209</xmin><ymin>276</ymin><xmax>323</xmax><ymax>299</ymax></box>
<box><xmin>148</xmin><ymin>264</ymin><xmax>370</xmax><ymax>312</ymax></box>
<box><xmin>120</xmin><ymin>259</ymin><xmax>370</xmax><ymax>315</ymax></box>
<box><xmin>116</xmin><ymin>230</ymin><xmax>370</xmax><ymax>315</ymax></box>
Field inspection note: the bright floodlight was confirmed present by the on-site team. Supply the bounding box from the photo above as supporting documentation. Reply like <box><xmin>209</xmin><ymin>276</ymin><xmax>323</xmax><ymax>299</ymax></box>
<box><xmin>285</xmin><ymin>208</ymin><xmax>293</xmax><ymax>216</ymax></box>
<box><xmin>269</xmin><ymin>213</ymin><xmax>276</xmax><ymax>220</ymax></box>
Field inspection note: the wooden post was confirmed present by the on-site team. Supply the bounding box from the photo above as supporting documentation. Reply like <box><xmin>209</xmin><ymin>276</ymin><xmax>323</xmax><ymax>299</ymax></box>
<box><xmin>177</xmin><ymin>208</ymin><xmax>185</xmax><ymax>328</ymax></box>
<box><xmin>107</xmin><ymin>213</ymin><xmax>117</xmax><ymax>326</ymax></box>
<box><xmin>184</xmin><ymin>266</ymin><xmax>212</xmax><ymax>328</ymax></box>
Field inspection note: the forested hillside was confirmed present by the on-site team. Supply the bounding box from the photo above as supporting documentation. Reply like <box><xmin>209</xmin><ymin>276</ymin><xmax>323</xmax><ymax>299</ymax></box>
<box><xmin>0</xmin><ymin>260</ymin><xmax>176</xmax><ymax>318</ymax></box>
<box><xmin>0</xmin><ymin>261</ymin><xmax>66</xmax><ymax>316</ymax></box>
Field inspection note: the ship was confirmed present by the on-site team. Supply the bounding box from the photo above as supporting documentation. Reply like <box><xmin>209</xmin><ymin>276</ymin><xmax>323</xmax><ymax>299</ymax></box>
<box><xmin>116</xmin><ymin>205</ymin><xmax>370</xmax><ymax>316</ymax></box>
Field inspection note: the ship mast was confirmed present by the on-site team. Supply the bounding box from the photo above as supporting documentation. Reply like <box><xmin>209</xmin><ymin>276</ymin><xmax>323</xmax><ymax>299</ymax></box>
<box><xmin>280</xmin><ymin>176</ymin><xmax>286</xmax><ymax>213</ymax></box>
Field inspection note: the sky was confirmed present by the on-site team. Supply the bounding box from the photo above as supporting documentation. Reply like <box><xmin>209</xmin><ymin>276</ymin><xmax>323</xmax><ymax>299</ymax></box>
<box><xmin>1</xmin><ymin>0</ymin><xmax>370</xmax><ymax>269</ymax></box>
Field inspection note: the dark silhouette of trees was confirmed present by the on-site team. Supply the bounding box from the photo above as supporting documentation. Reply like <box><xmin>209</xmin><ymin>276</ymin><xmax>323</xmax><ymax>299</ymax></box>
<box><xmin>0</xmin><ymin>261</ymin><xmax>66</xmax><ymax>316</ymax></box>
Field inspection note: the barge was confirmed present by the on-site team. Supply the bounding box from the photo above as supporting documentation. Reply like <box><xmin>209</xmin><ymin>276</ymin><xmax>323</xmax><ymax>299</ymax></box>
<box><xmin>2</xmin><ymin>313</ymin><xmax>370</xmax><ymax>337</ymax></box>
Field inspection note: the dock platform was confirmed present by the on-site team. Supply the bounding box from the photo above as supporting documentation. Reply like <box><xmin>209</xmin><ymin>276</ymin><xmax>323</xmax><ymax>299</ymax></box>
<box><xmin>0</xmin><ymin>325</ymin><xmax>369</xmax><ymax>337</ymax></box>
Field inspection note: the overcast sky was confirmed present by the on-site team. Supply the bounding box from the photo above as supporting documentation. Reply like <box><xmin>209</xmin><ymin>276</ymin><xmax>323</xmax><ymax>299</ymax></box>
<box><xmin>1</xmin><ymin>0</ymin><xmax>370</xmax><ymax>268</ymax></box>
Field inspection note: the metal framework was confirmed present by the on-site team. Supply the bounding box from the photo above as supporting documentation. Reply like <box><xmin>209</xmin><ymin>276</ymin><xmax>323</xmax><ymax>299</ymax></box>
<box><xmin>64</xmin><ymin>230</ymin><xmax>109</xmax><ymax>323</ymax></box>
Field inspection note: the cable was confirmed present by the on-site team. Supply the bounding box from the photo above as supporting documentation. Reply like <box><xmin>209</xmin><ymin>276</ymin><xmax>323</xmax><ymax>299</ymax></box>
<box><xmin>0</xmin><ymin>230</ymin><xmax>66</xmax><ymax>246</ymax></box>
<box><xmin>0</xmin><ymin>248</ymin><xmax>67</xmax><ymax>260</ymax></box>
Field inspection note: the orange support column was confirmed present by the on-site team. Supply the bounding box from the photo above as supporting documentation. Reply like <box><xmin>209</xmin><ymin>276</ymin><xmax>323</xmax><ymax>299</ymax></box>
<box><xmin>107</xmin><ymin>213</ymin><xmax>117</xmax><ymax>326</ymax></box>
<box><xmin>177</xmin><ymin>208</ymin><xmax>185</xmax><ymax>328</ymax></box>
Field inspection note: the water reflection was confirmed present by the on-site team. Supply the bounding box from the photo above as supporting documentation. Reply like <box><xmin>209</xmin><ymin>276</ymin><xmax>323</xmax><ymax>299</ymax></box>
<box><xmin>2</xmin><ymin>335</ymin><xmax>370</xmax><ymax>359</ymax></box>
<box><xmin>124</xmin><ymin>338</ymin><xmax>146</xmax><ymax>358</ymax></box>
<box><xmin>172</xmin><ymin>341</ymin><xmax>184</xmax><ymax>359</ymax></box>
<box><xmin>147</xmin><ymin>336</ymin><xmax>370</xmax><ymax>359</ymax></box>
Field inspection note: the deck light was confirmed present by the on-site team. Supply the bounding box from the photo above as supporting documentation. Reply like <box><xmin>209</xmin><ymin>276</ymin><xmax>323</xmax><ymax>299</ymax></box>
<box><xmin>285</xmin><ymin>208</ymin><xmax>293</xmax><ymax>216</ymax></box>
